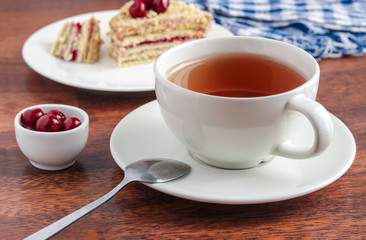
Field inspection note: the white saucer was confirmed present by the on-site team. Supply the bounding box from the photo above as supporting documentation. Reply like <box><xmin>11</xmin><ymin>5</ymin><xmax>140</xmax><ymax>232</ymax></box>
<box><xmin>22</xmin><ymin>10</ymin><xmax>233</xmax><ymax>92</ymax></box>
<box><xmin>110</xmin><ymin>101</ymin><xmax>356</xmax><ymax>204</ymax></box>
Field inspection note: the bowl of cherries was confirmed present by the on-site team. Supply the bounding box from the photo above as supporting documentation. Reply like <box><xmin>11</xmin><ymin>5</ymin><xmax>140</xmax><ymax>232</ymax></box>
<box><xmin>14</xmin><ymin>104</ymin><xmax>89</xmax><ymax>171</ymax></box>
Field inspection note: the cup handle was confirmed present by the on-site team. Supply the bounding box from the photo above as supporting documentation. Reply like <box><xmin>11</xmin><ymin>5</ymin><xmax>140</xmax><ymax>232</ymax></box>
<box><xmin>273</xmin><ymin>96</ymin><xmax>334</xmax><ymax>159</ymax></box>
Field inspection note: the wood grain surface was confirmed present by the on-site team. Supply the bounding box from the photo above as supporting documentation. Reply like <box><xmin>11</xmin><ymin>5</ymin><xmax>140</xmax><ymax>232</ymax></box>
<box><xmin>0</xmin><ymin>0</ymin><xmax>365</xmax><ymax>239</ymax></box>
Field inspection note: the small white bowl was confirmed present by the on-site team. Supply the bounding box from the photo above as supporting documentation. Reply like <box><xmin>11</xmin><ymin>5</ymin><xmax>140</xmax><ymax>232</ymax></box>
<box><xmin>14</xmin><ymin>104</ymin><xmax>89</xmax><ymax>171</ymax></box>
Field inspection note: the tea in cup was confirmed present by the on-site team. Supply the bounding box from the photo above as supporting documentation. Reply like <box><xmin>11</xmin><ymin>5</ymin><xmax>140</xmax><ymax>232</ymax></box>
<box><xmin>154</xmin><ymin>36</ymin><xmax>333</xmax><ymax>169</ymax></box>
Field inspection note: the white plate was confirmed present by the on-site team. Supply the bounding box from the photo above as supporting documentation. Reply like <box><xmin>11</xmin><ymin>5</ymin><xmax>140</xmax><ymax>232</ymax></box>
<box><xmin>110</xmin><ymin>101</ymin><xmax>356</xmax><ymax>204</ymax></box>
<box><xmin>22</xmin><ymin>10</ymin><xmax>234</xmax><ymax>92</ymax></box>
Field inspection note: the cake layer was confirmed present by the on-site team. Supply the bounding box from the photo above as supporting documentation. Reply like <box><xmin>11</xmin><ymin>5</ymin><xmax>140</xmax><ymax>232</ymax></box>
<box><xmin>108</xmin><ymin>39</ymin><xmax>193</xmax><ymax>67</ymax></box>
<box><xmin>49</xmin><ymin>22</ymin><xmax>79</xmax><ymax>61</ymax></box>
<box><xmin>49</xmin><ymin>17</ymin><xmax>103</xmax><ymax>63</ymax></box>
<box><xmin>109</xmin><ymin>1</ymin><xmax>213</xmax><ymax>36</ymax></box>
<box><xmin>107</xmin><ymin>1</ymin><xmax>213</xmax><ymax>67</ymax></box>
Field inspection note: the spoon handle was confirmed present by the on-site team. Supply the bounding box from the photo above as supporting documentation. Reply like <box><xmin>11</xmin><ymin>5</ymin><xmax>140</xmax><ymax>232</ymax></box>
<box><xmin>24</xmin><ymin>177</ymin><xmax>131</xmax><ymax>240</ymax></box>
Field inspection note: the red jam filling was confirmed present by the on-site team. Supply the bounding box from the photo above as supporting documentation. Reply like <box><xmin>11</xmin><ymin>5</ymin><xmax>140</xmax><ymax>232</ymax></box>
<box><xmin>76</xmin><ymin>22</ymin><xmax>82</xmax><ymax>34</ymax></box>
<box><xmin>122</xmin><ymin>36</ymin><xmax>195</xmax><ymax>49</ymax></box>
<box><xmin>71</xmin><ymin>50</ymin><xmax>78</xmax><ymax>61</ymax></box>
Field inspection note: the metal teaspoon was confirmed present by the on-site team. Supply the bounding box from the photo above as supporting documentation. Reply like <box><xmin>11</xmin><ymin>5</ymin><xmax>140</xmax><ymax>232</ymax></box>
<box><xmin>24</xmin><ymin>158</ymin><xmax>191</xmax><ymax>240</ymax></box>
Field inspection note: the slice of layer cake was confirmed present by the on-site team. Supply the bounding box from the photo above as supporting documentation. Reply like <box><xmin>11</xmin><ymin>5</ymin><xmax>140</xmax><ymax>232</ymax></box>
<box><xmin>49</xmin><ymin>17</ymin><xmax>103</xmax><ymax>63</ymax></box>
<box><xmin>107</xmin><ymin>1</ymin><xmax>213</xmax><ymax>67</ymax></box>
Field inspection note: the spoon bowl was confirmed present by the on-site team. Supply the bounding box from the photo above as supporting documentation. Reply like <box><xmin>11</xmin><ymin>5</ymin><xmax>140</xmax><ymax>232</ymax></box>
<box><xmin>125</xmin><ymin>158</ymin><xmax>191</xmax><ymax>183</ymax></box>
<box><xmin>25</xmin><ymin>158</ymin><xmax>191</xmax><ymax>240</ymax></box>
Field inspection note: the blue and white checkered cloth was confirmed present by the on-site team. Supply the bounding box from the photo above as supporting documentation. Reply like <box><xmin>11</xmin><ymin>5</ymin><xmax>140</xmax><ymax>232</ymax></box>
<box><xmin>185</xmin><ymin>0</ymin><xmax>366</xmax><ymax>60</ymax></box>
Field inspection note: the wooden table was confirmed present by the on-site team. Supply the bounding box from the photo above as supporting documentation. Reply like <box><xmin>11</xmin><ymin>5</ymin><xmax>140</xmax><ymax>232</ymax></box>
<box><xmin>1</xmin><ymin>0</ymin><xmax>365</xmax><ymax>239</ymax></box>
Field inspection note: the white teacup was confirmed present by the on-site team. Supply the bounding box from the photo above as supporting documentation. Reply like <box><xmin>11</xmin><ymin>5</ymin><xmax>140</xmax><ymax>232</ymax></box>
<box><xmin>154</xmin><ymin>36</ymin><xmax>333</xmax><ymax>169</ymax></box>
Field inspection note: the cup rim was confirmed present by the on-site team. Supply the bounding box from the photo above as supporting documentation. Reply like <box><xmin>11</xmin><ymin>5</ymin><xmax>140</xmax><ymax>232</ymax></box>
<box><xmin>154</xmin><ymin>36</ymin><xmax>320</xmax><ymax>101</ymax></box>
<box><xmin>14</xmin><ymin>103</ymin><xmax>89</xmax><ymax>134</ymax></box>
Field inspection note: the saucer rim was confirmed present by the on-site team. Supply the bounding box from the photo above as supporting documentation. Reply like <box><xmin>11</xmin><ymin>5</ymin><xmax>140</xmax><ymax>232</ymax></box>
<box><xmin>110</xmin><ymin>100</ymin><xmax>356</xmax><ymax>204</ymax></box>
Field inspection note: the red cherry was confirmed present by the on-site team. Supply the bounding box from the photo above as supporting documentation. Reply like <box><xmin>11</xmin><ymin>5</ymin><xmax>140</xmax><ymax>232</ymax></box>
<box><xmin>21</xmin><ymin>108</ymin><xmax>44</xmax><ymax>126</ymax></box>
<box><xmin>47</xmin><ymin>109</ymin><xmax>67</xmax><ymax>123</ymax></box>
<box><xmin>129</xmin><ymin>0</ymin><xmax>147</xmax><ymax>18</ymax></box>
<box><xmin>25</xmin><ymin>125</ymin><xmax>36</xmax><ymax>131</ymax></box>
<box><xmin>63</xmin><ymin>117</ymin><xmax>82</xmax><ymax>131</ymax></box>
<box><xmin>36</xmin><ymin>115</ymin><xmax>63</xmax><ymax>132</ymax></box>
<box><xmin>142</xmin><ymin>0</ymin><xmax>153</xmax><ymax>9</ymax></box>
<box><xmin>151</xmin><ymin>0</ymin><xmax>169</xmax><ymax>13</ymax></box>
